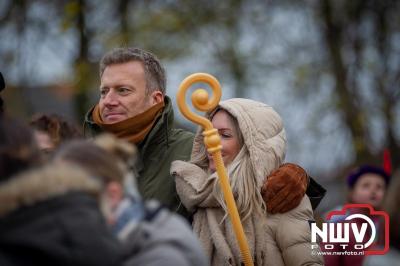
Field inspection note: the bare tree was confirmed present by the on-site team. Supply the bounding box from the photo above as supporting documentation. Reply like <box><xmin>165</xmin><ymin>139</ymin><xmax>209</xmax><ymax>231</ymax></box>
<box><xmin>316</xmin><ymin>0</ymin><xmax>400</xmax><ymax>167</ymax></box>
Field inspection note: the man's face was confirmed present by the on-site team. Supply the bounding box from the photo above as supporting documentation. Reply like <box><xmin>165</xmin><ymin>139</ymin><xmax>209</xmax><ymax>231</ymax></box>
<box><xmin>99</xmin><ymin>61</ymin><xmax>159</xmax><ymax>124</ymax></box>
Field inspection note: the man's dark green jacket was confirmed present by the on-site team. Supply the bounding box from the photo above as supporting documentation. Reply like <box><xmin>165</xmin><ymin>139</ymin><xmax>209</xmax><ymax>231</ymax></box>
<box><xmin>84</xmin><ymin>96</ymin><xmax>194</xmax><ymax>216</ymax></box>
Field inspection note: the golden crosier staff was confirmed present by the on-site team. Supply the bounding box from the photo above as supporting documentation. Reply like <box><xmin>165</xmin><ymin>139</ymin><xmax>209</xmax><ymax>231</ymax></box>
<box><xmin>177</xmin><ymin>73</ymin><xmax>254</xmax><ymax>266</ymax></box>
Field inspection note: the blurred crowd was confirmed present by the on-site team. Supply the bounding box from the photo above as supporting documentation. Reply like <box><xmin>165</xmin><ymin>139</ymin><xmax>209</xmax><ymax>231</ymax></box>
<box><xmin>0</xmin><ymin>115</ymin><xmax>207</xmax><ymax>266</ymax></box>
<box><xmin>0</xmin><ymin>45</ymin><xmax>398</xmax><ymax>266</ymax></box>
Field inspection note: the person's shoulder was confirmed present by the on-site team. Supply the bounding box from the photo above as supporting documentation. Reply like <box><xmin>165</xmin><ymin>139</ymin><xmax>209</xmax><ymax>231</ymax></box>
<box><xmin>169</xmin><ymin>128</ymin><xmax>194</xmax><ymax>148</ymax></box>
<box><xmin>122</xmin><ymin>200</ymin><xmax>207</xmax><ymax>266</ymax></box>
<box><xmin>274</xmin><ymin>195</ymin><xmax>314</xmax><ymax>220</ymax></box>
<box><xmin>141</xmin><ymin>200</ymin><xmax>192</xmax><ymax>238</ymax></box>
<box><xmin>171</xmin><ymin>128</ymin><xmax>194</xmax><ymax>140</ymax></box>
<box><xmin>122</xmin><ymin>200</ymin><xmax>192</xmax><ymax>242</ymax></box>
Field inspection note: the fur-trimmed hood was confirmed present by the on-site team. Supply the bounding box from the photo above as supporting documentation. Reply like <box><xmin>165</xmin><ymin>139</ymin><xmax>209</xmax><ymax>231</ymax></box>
<box><xmin>0</xmin><ymin>162</ymin><xmax>123</xmax><ymax>266</ymax></box>
<box><xmin>192</xmin><ymin>98</ymin><xmax>286</xmax><ymax>187</ymax></box>
<box><xmin>0</xmin><ymin>162</ymin><xmax>101</xmax><ymax>217</ymax></box>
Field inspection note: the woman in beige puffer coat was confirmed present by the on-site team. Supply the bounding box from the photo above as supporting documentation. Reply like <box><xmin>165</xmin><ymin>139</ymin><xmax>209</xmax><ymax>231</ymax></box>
<box><xmin>171</xmin><ymin>98</ymin><xmax>324</xmax><ymax>266</ymax></box>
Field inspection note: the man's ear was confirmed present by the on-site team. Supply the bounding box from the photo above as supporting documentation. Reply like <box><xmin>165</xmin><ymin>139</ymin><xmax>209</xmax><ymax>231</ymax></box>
<box><xmin>150</xmin><ymin>90</ymin><xmax>164</xmax><ymax>105</ymax></box>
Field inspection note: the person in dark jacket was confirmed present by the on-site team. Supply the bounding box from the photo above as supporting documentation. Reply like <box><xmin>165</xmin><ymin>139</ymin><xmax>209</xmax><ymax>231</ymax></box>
<box><xmin>83</xmin><ymin>48</ymin><xmax>194</xmax><ymax>216</ymax></box>
<box><xmin>0</xmin><ymin>117</ymin><xmax>122</xmax><ymax>266</ymax></box>
<box><xmin>83</xmin><ymin>47</ymin><xmax>324</xmax><ymax>218</ymax></box>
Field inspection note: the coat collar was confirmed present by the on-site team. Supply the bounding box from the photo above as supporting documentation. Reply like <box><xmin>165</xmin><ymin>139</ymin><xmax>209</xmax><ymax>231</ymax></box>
<box><xmin>139</xmin><ymin>96</ymin><xmax>174</xmax><ymax>153</ymax></box>
<box><xmin>84</xmin><ymin>96</ymin><xmax>175</xmax><ymax>152</ymax></box>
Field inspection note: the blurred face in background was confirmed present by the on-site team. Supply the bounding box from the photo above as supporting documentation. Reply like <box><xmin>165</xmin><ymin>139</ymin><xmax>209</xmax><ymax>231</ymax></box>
<box><xmin>33</xmin><ymin>130</ymin><xmax>54</xmax><ymax>154</ymax></box>
<box><xmin>350</xmin><ymin>173</ymin><xmax>386</xmax><ymax>209</ymax></box>
<box><xmin>207</xmin><ymin>110</ymin><xmax>242</xmax><ymax>173</ymax></box>
<box><xmin>99</xmin><ymin>61</ymin><xmax>162</xmax><ymax>124</ymax></box>
<box><xmin>1</xmin><ymin>117</ymin><xmax>42</xmax><ymax>180</ymax></box>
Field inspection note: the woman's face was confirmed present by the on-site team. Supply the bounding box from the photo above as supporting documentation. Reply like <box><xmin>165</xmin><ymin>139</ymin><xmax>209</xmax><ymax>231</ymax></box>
<box><xmin>208</xmin><ymin>110</ymin><xmax>242</xmax><ymax>172</ymax></box>
<box><xmin>33</xmin><ymin>130</ymin><xmax>54</xmax><ymax>153</ymax></box>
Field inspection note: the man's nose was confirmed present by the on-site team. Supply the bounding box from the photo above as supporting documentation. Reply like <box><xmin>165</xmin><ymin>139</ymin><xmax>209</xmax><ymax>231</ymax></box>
<box><xmin>103</xmin><ymin>90</ymin><xmax>119</xmax><ymax>106</ymax></box>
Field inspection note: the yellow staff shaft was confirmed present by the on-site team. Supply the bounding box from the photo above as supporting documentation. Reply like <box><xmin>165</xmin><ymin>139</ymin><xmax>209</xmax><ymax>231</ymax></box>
<box><xmin>177</xmin><ymin>73</ymin><xmax>254</xmax><ymax>266</ymax></box>
<box><xmin>212</xmin><ymin>150</ymin><xmax>254</xmax><ymax>266</ymax></box>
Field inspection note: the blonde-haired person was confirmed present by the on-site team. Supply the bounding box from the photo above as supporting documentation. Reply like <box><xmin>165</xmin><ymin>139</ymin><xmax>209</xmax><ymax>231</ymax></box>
<box><xmin>53</xmin><ymin>134</ymin><xmax>208</xmax><ymax>266</ymax></box>
<box><xmin>171</xmin><ymin>98</ymin><xmax>323</xmax><ymax>266</ymax></box>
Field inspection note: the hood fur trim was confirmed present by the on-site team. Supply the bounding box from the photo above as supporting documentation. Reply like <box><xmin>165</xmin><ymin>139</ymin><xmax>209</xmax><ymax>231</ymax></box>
<box><xmin>0</xmin><ymin>162</ymin><xmax>101</xmax><ymax>217</ymax></box>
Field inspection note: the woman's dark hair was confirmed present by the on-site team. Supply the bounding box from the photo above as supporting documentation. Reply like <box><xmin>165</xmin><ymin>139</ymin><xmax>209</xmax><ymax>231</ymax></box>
<box><xmin>30</xmin><ymin>114</ymin><xmax>83</xmax><ymax>147</ymax></box>
<box><xmin>0</xmin><ymin>116</ymin><xmax>42</xmax><ymax>182</ymax></box>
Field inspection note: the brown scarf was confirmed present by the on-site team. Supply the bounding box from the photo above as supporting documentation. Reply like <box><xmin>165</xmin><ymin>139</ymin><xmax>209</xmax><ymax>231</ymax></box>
<box><xmin>92</xmin><ymin>101</ymin><xmax>165</xmax><ymax>144</ymax></box>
